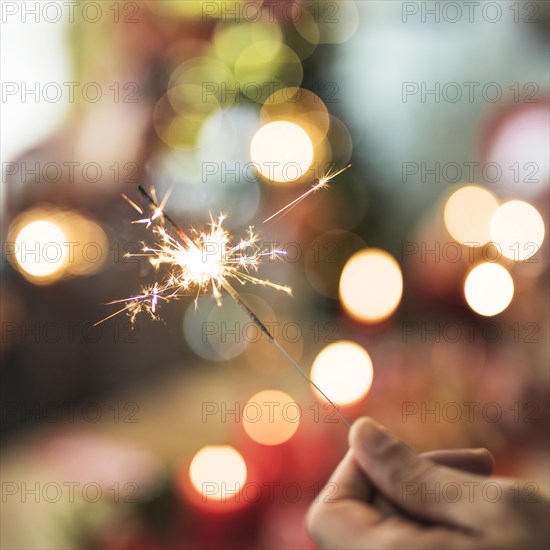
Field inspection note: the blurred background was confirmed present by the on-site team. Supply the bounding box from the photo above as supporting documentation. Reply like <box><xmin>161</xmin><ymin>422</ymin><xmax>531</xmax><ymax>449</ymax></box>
<box><xmin>1</xmin><ymin>1</ymin><xmax>548</xmax><ymax>549</ymax></box>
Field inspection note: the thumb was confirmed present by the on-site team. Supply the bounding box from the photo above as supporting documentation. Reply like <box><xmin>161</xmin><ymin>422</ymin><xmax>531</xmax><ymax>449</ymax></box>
<box><xmin>349</xmin><ymin>417</ymin><xmax>499</xmax><ymax>529</ymax></box>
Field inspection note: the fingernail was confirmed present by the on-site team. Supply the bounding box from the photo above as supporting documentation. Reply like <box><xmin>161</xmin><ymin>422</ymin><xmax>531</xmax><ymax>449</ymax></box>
<box><xmin>351</xmin><ymin>417</ymin><xmax>391</xmax><ymax>454</ymax></box>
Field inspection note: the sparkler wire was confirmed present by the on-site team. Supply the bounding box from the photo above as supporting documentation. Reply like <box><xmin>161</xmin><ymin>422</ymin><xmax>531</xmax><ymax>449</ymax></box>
<box><xmin>137</xmin><ymin>186</ymin><xmax>352</xmax><ymax>428</ymax></box>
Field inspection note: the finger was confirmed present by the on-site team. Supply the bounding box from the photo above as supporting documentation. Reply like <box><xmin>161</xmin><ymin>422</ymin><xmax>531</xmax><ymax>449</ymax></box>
<box><xmin>318</xmin><ymin>449</ymin><xmax>374</xmax><ymax>502</ymax></box>
<box><xmin>349</xmin><ymin>417</ymin><xmax>500</xmax><ymax>529</ymax></box>
<box><xmin>307</xmin><ymin>450</ymin><xmax>384</xmax><ymax>549</ymax></box>
<box><xmin>422</xmin><ymin>449</ymin><xmax>494</xmax><ymax>476</ymax></box>
<box><xmin>309</xmin><ymin>447</ymin><xmax>478</xmax><ymax>550</ymax></box>
<box><xmin>373</xmin><ymin>448</ymin><xmax>494</xmax><ymax>517</ymax></box>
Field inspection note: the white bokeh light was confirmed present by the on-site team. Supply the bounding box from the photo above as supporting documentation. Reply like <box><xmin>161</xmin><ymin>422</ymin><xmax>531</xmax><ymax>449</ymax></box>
<box><xmin>250</xmin><ymin>121</ymin><xmax>314</xmax><ymax>183</ymax></box>
<box><xmin>339</xmin><ymin>249</ymin><xmax>403</xmax><ymax>323</ymax></box>
<box><xmin>311</xmin><ymin>341</ymin><xmax>373</xmax><ymax>406</ymax></box>
<box><xmin>14</xmin><ymin>220</ymin><xmax>67</xmax><ymax>279</ymax></box>
<box><xmin>464</xmin><ymin>263</ymin><xmax>514</xmax><ymax>316</ymax></box>
<box><xmin>444</xmin><ymin>186</ymin><xmax>499</xmax><ymax>246</ymax></box>
<box><xmin>189</xmin><ymin>446</ymin><xmax>247</xmax><ymax>501</ymax></box>
<box><xmin>490</xmin><ymin>200</ymin><xmax>545</xmax><ymax>261</ymax></box>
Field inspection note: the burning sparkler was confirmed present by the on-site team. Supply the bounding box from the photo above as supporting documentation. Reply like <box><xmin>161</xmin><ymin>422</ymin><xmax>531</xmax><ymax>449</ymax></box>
<box><xmin>263</xmin><ymin>163</ymin><xmax>352</xmax><ymax>223</ymax></box>
<box><xmin>98</xmin><ymin>187</ymin><xmax>291</xmax><ymax>325</ymax></box>
<box><xmin>99</xmin><ymin>167</ymin><xmax>353</xmax><ymax>426</ymax></box>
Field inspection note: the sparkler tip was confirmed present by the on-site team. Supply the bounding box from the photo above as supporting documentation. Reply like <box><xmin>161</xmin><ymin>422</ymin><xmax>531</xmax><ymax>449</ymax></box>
<box><xmin>263</xmin><ymin>163</ymin><xmax>352</xmax><ymax>224</ymax></box>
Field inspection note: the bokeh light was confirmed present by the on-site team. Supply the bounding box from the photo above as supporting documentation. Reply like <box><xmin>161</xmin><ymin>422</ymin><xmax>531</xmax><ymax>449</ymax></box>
<box><xmin>490</xmin><ymin>200</ymin><xmax>545</xmax><ymax>261</ymax></box>
<box><xmin>339</xmin><ymin>249</ymin><xmax>403</xmax><ymax>323</ymax></box>
<box><xmin>189</xmin><ymin>445</ymin><xmax>247</xmax><ymax>501</ymax></box>
<box><xmin>444</xmin><ymin>185</ymin><xmax>499</xmax><ymax>246</ymax></box>
<box><xmin>243</xmin><ymin>390</ymin><xmax>300</xmax><ymax>446</ymax></box>
<box><xmin>8</xmin><ymin>208</ymin><xmax>108</xmax><ymax>284</ymax></box>
<box><xmin>14</xmin><ymin>220</ymin><xmax>67</xmax><ymax>281</ymax></box>
<box><xmin>259</xmin><ymin>87</ymin><xmax>333</xmax><ymax>179</ymax></box>
<box><xmin>311</xmin><ymin>341</ymin><xmax>373</xmax><ymax>406</ymax></box>
<box><xmin>464</xmin><ymin>263</ymin><xmax>514</xmax><ymax>316</ymax></box>
<box><xmin>484</xmin><ymin>104</ymin><xmax>550</xmax><ymax>197</ymax></box>
<box><xmin>250</xmin><ymin>121</ymin><xmax>314</xmax><ymax>183</ymax></box>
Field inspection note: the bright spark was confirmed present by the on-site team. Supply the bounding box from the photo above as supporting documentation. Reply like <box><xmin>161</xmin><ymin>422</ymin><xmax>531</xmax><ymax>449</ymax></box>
<box><xmin>97</xmin><ymin>194</ymin><xmax>291</xmax><ymax>325</ymax></box>
<box><xmin>263</xmin><ymin>163</ymin><xmax>352</xmax><ymax>224</ymax></box>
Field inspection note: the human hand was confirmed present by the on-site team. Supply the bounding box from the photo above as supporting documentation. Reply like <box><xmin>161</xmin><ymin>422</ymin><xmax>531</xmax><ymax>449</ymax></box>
<box><xmin>307</xmin><ymin>417</ymin><xmax>549</xmax><ymax>549</ymax></box>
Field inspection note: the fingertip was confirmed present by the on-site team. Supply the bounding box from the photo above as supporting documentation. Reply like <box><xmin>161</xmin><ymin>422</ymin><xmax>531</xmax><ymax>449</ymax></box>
<box><xmin>349</xmin><ymin>417</ymin><xmax>391</xmax><ymax>454</ymax></box>
<box><xmin>348</xmin><ymin>417</ymin><xmax>373</xmax><ymax>448</ymax></box>
<box><xmin>473</xmin><ymin>447</ymin><xmax>495</xmax><ymax>471</ymax></box>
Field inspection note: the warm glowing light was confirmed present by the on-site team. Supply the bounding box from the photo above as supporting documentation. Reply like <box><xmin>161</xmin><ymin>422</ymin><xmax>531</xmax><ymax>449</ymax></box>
<box><xmin>243</xmin><ymin>390</ymin><xmax>300</xmax><ymax>445</ymax></box>
<box><xmin>464</xmin><ymin>263</ymin><xmax>514</xmax><ymax>316</ymax></box>
<box><xmin>9</xmin><ymin>209</ymin><xmax>107</xmax><ymax>283</ymax></box>
<box><xmin>311</xmin><ymin>341</ymin><xmax>373</xmax><ymax>406</ymax></box>
<box><xmin>250</xmin><ymin>121</ymin><xmax>314</xmax><ymax>183</ymax></box>
<box><xmin>100</xmin><ymin>191</ymin><xmax>291</xmax><ymax>325</ymax></box>
<box><xmin>339</xmin><ymin>249</ymin><xmax>403</xmax><ymax>323</ymax></box>
<box><xmin>189</xmin><ymin>446</ymin><xmax>247</xmax><ymax>501</ymax></box>
<box><xmin>444</xmin><ymin>186</ymin><xmax>499</xmax><ymax>246</ymax></box>
<box><xmin>14</xmin><ymin>220</ymin><xmax>67</xmax><ymax>281</ymax></box>
<box><xmin>490</xmin><ymin>200</ymin><xmax>545</xmax><ymax>261</ymax></box>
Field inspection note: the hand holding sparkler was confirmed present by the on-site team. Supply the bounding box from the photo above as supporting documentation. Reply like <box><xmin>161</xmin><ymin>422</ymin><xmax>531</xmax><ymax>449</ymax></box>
<box><xmin>308</xmin><ymin>417</ymin><xmax>549</xmax><ymax>550</ymax></box>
